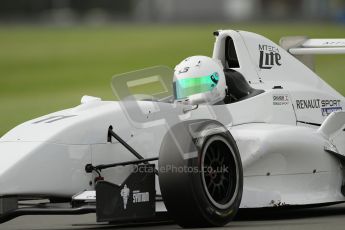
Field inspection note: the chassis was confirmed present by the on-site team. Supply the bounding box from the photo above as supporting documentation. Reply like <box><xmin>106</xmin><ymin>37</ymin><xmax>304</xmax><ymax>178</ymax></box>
<box><xmin>0</xmin><ymin>30</ymin><xmax>345</xmax><ymax>227</ymax></box>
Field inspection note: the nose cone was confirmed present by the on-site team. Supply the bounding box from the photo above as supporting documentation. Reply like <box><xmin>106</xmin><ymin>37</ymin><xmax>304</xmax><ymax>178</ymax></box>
<box><xmin>0</xmin><ymin>142</ymin><xmax>37</xmax><ymax>176</ymax></box>
<box><xmin>0</xmin><ymin>142</ymin><xmax>40</xmax><ymax>196</ymax></box>
<box><xmin>0</xmin><ymin>141</ymin><xmax>92</xmax><ymax>197</ymax></box>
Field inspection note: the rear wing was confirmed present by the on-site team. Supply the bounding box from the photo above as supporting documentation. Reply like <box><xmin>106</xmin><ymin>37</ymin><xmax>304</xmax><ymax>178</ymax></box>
<box><xmin>280</xmin><ymin>36</ymin><xmax>345</xmax><ymax>70</ymax></box>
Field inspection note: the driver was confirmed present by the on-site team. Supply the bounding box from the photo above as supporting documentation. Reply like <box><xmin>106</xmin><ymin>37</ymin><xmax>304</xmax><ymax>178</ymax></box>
<box><xmin>173</xmin><ymin>56</ymin><xmax>227</xmax><ymax>105</ymax></box>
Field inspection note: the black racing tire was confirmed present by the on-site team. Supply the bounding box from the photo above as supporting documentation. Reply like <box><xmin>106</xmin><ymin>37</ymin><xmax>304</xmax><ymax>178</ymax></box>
<box><xmin>158</xmin><ymin>119</ymin><xmax>243</xmax><ymax>228</ymax></box>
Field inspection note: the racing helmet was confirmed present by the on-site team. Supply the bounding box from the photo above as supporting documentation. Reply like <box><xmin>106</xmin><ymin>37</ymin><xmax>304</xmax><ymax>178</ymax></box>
<box><xmin>173</xmin><ymin>56</ymin><xmax>226</xmax><ymax>105</ymax></box>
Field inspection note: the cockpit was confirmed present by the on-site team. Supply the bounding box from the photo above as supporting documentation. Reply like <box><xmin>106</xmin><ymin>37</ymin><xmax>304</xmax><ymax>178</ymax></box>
<box><xmin>111</xmin><ymin>36</ymin><xmax>264</xmax><ymax>104</ymax></box>
<box><xmin>221</xmin><ymin>36</ymin><xmax>264</xmax><ymax>104</ymax></box>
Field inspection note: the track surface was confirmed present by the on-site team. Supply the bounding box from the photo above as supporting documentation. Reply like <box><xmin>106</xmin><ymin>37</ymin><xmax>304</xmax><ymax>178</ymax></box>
<box><xmin>1</xmin><ymin>203</ymin><xmax>345</xmax><ymax>230</ymax></box>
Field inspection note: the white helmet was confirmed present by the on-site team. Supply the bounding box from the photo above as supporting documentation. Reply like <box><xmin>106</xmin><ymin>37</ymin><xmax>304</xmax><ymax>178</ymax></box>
<box><xmin>173</xmin><ymin>56</ymin><xmax>226</xmax><ymax>105</ymax></box>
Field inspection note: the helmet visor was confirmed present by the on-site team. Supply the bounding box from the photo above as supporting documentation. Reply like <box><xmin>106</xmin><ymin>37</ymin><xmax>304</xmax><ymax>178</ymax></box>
<box><xmin>174</xmin><ymin>72</ymin><xmax>219</xmax><ymax>100</ymax></box>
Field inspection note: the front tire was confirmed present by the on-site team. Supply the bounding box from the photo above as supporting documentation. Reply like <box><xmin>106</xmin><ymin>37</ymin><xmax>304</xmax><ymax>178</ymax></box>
<box><xmin>158</xmin><ymin>120</ymin><xmax>243</xmax><ymax>228</ymax></box>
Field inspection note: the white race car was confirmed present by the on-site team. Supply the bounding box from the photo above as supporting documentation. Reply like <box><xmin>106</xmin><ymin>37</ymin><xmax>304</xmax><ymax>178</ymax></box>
<box><xmin>0</xmin><ymin>30</ymin><xmax>345</xmax><ymax>228</ymax></box>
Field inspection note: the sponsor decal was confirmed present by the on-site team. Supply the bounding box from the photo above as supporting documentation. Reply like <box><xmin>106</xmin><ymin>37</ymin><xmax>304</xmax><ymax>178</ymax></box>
<box><xmin>273</xmin><ymin>94</ymin><xmax>289</xmax><ymax>106</ymax></box>
<box><xmin>295</xmin><ymin>99</ymin><xmax>342</xmax><ymax>116</ymax></box>
<box><xmin>33</xmin><ymin>115</ymin><xmax>77</xmax><ymax>124</ymax></box>
<box><xmin>178</xmin><ymin>67</ymin><xmax>189</xmax><ymax>74</ymax></box>
<box><xmin>321</xmin><ymin>107</ymin><xmax>342</xmax><ymax>116</ymax></box>
<box><xmin>120</xmin><ymin>184</ymin><xmax>150</xmax><ymax>210</ymax></box>
<box><xmin>296</xmin><ymin>99</ymin><xmax>321</xmax><ymax>109</ymax></box>
<box><xmin>120</xmin><ymin>184</ymin><xmax>130</xmax><ymax>210</ymax></box>
<box><xmin>133</xmin><ymin>190</ymin><xmax>150</xmax><ymax>203</ymax></box>
<box><xmin>321</xmin><ymin>100</ymin><xmax>341</xmax><ymax>108</ymax></box>
<box><xmin>258</xmin><ymin>44</ymin><xmax>282</xmax><ymax>69</ymax></box>
<box><xmin>322</xmin><ymin>41</ymin><xmax>345</xmax><ymax>46</ymax></box>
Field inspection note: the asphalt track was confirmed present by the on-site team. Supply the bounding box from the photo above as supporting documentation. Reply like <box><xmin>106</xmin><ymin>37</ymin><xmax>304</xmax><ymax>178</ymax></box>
<box><xmin>1</xmin><ymin>203</ymin><xmax>345</xmax><ymax>230</ymax></box>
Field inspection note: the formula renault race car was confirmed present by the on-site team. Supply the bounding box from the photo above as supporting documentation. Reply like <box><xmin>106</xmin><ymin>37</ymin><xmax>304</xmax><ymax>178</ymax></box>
<box><xmin>0</xmin><ymin>30</ymin><xmax>345</xmax><ymax>228</ymax></box>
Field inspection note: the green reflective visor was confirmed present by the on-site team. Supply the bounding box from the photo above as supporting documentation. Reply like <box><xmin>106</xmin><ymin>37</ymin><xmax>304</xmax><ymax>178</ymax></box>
<box><xmin>174</xmin><ymin>72</ymin><xmax>219</xmax><ymax>99</ymax></box>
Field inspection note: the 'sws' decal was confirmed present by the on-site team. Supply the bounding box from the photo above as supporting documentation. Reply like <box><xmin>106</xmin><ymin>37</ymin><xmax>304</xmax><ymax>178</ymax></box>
<box><xmin>258</xmin><ymin>44</ymin><xmax>282</xmax><ymax>69</ymax></box>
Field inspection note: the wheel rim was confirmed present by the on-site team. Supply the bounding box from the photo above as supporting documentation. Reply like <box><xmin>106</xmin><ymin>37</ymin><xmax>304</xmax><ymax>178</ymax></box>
<box><xmin>201</xmin><ymin>136</ymin><xmax>239</xmax><ymax>209</ymax></box>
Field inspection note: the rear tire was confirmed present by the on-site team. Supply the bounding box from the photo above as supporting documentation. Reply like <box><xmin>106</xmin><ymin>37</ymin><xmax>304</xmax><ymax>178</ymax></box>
<box><xmin>158</xmin><ymin>119</ymin><xmax>243</xmax><ymax>228</ymax></box>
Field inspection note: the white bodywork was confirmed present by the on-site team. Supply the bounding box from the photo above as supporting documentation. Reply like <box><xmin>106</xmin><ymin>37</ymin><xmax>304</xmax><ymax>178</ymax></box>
<box><xmin>0</xmin><ymin>30</ymin><xmax>345</xmax><ymax>208</ymax></box>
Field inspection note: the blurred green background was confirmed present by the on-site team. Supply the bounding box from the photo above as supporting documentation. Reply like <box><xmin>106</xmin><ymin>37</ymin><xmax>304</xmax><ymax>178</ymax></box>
<box><xmin>0</xmin><ymin>23</ymin><xmax>344</xmax><ymax>136</ymax></box>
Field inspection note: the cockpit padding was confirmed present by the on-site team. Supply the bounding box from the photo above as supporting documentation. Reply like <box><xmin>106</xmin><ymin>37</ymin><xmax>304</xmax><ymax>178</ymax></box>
<box><xmin>223</xmin><ymin>69</ymin><xmax>264</xmax><ymax>103</ymax></box>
